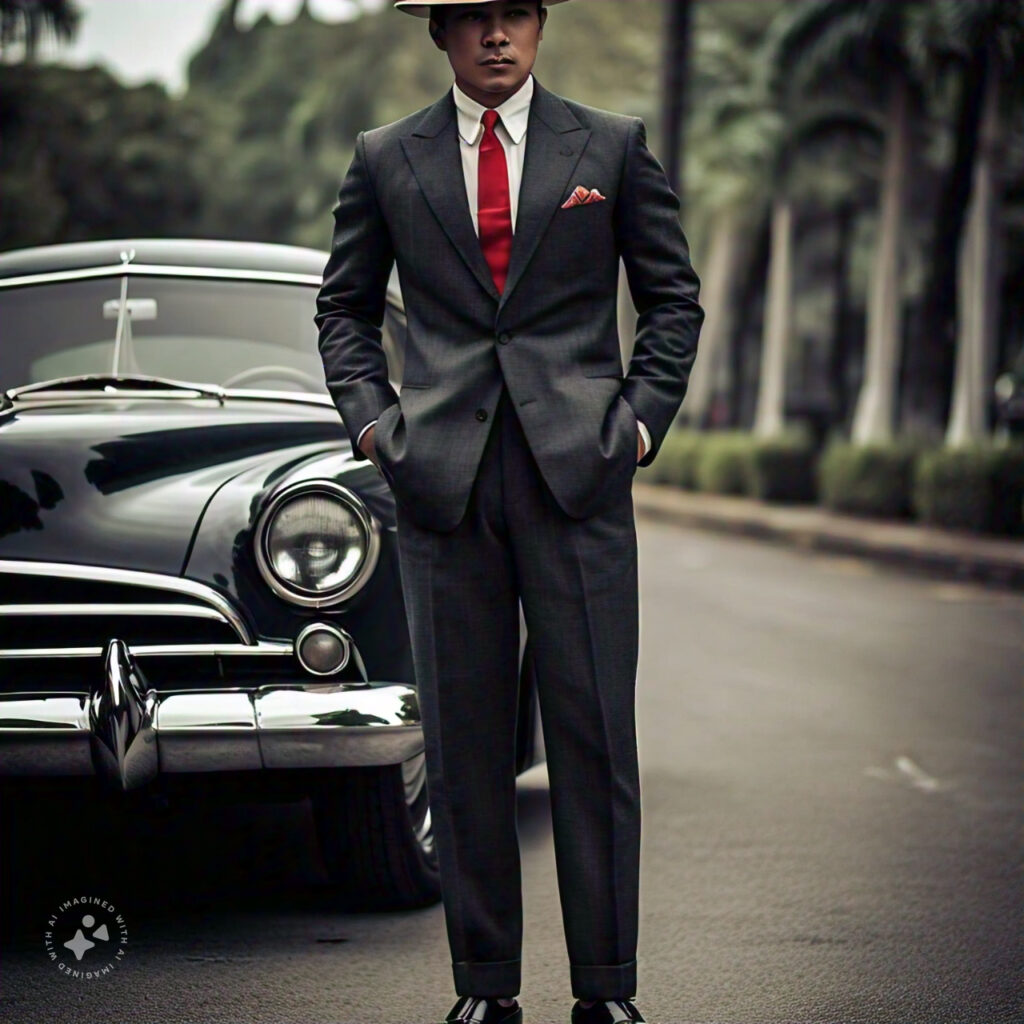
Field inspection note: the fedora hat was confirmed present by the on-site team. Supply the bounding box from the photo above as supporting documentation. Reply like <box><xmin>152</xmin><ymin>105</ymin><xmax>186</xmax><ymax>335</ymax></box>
<box><xmin>395</xmin><ymin>0</ymin><xmax>569</xmax><ymax>17</ymax></box>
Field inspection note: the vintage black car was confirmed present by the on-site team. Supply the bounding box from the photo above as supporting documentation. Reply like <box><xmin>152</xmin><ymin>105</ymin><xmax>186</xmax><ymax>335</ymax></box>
<box><xmin>0</xmin><ymin>238</ymin><xmax>544</xmax><ymax>909</ymax></box>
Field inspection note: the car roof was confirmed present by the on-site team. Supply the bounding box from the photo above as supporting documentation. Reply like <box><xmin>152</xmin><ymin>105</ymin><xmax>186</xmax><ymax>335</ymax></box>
<box><xmin>0</xmin><ymin>238</ymin><xmax>329</xmax><ymax>281</ymax></box>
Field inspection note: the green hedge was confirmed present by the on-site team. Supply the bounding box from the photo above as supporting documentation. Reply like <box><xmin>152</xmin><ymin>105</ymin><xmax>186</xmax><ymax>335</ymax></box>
<box><xmin>645</xmin><ymin>430</ymin><xmax>703</xmax><ymax>488</ymax></box>
<box><xmin>817</xmin><ymin>441</ymin><xmax>921</xmax><ymax>519</ymax></box>
<box><xmin>695</xmin><ymin>431</ymin><xmax>755</xmax><ymax>495</ymax></box>
<box><xmin>648</xmin><ymin>428</ymin><xmax>817</xmax><ymax>502</ymax></box>
<box><xmin>748</xmin><ymin>430</ymin><xmax>817</xmax><ymax>503</ymax></box>
<box><xmin>646</xmin><ymin>430</ymin><xmax>1024</xmax><ymax>534</ymax></box>
<box><xmin>913</xmin><ymin>445</ymin><xmax>1024</xmax><ymax>535</ymax></box>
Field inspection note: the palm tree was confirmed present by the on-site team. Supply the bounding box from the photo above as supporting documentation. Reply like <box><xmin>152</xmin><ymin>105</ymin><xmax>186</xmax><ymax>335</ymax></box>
<box><xmin>678</xmin><ymin>0</ymin><xmax>877</xmax><ymax>436</ymax></box>
<box><xmin>767</xmin><ymin>0</ymin><xmax>931</xmax><ymax>444</ymax></box>
<box><xmin>0</xmin><ymin>0</ymin><xmax>80</xmax><ymax>62</ymax></box>
<box><xmin>753</xmin><ymin>98</ymin><xmax>882</xmax><ymax>439</ymax></box>
<box><xmin>675</xmin><ymin>0</ymin><xmax>784</xmax><ymax>429</ymax></box>
<box><xmin>689</xmin><ymin>54</ymin><xmax>879</xmax><ymax>437</ymax></box>
<box><xmin>940</xmin><ymin>0</ymin><xmax>1024</xmax><ymax>445</ymax></box>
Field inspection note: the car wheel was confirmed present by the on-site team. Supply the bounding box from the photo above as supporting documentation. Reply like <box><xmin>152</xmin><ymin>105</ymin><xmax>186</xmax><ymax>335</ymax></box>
<box><xmin>312</xmin><ymin>753</ymin><xmax>441</xmax><ymax>909</ymax></box>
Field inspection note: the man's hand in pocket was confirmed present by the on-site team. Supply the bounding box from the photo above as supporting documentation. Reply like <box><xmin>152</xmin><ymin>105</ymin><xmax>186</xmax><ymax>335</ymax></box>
<box><xmin>359</xmin><ymin>423</ymin><xmax>379</xmax><ymax>467</ymax></box>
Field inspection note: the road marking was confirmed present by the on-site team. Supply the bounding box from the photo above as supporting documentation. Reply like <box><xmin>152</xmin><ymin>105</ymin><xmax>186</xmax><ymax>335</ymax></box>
<box><xmin>865</xmin><ymin>756</ymin><xmax>945</xmax><ymax>793</ymax></box>
<box><xmin>895</xmin><ymin>755</ymin><xmax>943</xmax><ymax>792</ymax></box>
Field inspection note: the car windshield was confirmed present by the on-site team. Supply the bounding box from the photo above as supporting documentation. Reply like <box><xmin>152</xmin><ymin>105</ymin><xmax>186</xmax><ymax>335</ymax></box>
<box><xmin>0</xmin><ymin>274</ymin><xmax>402</xmax><ymax>395</ymax></box>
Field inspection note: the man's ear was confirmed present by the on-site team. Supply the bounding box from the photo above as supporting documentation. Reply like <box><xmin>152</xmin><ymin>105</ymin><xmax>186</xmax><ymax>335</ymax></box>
<box><xmin>429</xmin><ymin>18</ymin><xmax>447</xmax><ymax>50</ymax></box>
<box><xmin>538</xmin><ymin>6</ymin><xmax>547</xmax><ymax>37</ymax></box>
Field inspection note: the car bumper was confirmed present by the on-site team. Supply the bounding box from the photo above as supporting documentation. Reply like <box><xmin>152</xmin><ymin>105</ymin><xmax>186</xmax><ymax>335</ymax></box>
<box><xmin>0</xmin><ymin>639</ymin><xmax>423</xmax><ymax>790</ymax></box>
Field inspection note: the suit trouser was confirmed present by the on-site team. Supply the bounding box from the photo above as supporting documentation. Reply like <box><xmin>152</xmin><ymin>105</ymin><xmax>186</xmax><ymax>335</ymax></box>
<box><xmin>393</xmin><ymin>386</ymin><xmax>641</xmax><ymax>1001</ymax></box>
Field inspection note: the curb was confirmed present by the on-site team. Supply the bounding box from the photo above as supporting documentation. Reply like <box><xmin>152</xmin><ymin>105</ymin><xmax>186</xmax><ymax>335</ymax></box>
<box><xmin>632</xmin><ymin>483</ymin><xmax>1024</xmax><ymax>591</ymax></box>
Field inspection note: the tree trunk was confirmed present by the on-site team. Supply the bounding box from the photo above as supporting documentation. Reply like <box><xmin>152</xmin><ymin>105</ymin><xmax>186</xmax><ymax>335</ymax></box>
<box><xmin>24</xmin><ymin>10</ymin><xmax>38</xmax><ymax>62</ymax></box>
<box><xmin>946</xmin><ymin>50</ymin><xmax>1002</xmax><ymax>447</ymax></box>
<box><xmin>728</xmin><ymin>206</ymin><xmax>772</xmax><ymax>429</ymax></box>
<box><xmin>752</xmin><ymin>195</ymin><xmax>794</xmax><ymax>437</ymax></box>
<box><xmin>829</xmin><ymin>201</ymin><xmax>855</xmax><ymax>431</ymax></box>
<box><xmin>660</xmin><ymin>0</ymin><xmax>693</xmax><ymax>209</ymax></box>
<box><xmin>901</xmin><ymin>49</ymin><xmax>986</xmax><ymax>438</ymax></box>
<box><xmin>851</xmin><ymin>79</ymin><xmax>909</xmax><ymax>444</ymax></box>
<box><xmin>679</xmin><ymin>210</ymin><xmax>742</xmax><ymax>427</ymax></box>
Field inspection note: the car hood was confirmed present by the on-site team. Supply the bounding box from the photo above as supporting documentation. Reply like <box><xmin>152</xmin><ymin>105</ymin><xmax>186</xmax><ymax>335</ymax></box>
<box><xmin>0</xmin><ymin>397</ymin><xmax>346</xmax><ymax>574</ymax></box>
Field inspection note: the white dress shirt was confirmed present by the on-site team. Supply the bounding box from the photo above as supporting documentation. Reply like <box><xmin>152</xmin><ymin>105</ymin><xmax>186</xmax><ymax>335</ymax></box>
<box><xmin>453</xmin><ymin>73</ymin><xmax>533</xmax><ymax>234</ymax></box>
<box><xmin>358</xmin><ymin>73</ymin><xmax>649</xmax><ymax>458</ymax></box>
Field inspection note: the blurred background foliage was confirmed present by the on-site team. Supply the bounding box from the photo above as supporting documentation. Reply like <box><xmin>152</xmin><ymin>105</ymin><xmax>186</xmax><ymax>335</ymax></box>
<box><xmin>1</xmin><ymin>0</ymin><xmax>1023</xmax><ymax>462</ymax></box>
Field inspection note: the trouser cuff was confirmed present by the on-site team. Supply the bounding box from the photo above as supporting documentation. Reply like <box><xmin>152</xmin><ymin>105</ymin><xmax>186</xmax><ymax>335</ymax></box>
<box><xmin>570</xmin><ymin>961</ymin><xmax>637</xmax><ymax>1001</ymax></box>
<box><xmin>452</xmin><ymin>959</ymin><xmax>522</xmax><ymax>998</ymax></box>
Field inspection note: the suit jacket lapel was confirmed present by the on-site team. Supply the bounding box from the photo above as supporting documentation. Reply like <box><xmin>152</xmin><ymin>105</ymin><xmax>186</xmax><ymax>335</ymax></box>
<box><xmin>401</xmin><ymin>92</ymin><xmax>500</xmax><ymax>301</ymax></box>
<box><xmin>501</xmin><ymin>82</ymin><xmax>591</xmax><ymax>308</ymax></box>
<box><xmin>399</xmin><ymin>82</ymin><xmax>592</xmax><ymax>307</ymax></box>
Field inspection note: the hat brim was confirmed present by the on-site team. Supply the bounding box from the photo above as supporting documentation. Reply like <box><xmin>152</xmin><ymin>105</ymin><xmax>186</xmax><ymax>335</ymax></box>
<box><xmin>395</xmin><ymin>0</ymin><xmax>568</xmax><ymax>17</ymax></box>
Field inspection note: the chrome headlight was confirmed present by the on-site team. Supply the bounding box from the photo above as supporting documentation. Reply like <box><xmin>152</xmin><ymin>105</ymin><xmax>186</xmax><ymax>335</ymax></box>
<box><xmin>254</xmin><ymin>482</ymin><xmax>380</xmax><ymax>607</ymax></box>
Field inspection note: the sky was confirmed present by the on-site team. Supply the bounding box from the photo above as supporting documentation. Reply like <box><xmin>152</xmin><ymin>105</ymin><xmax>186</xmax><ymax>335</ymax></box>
<box><xmin>42</xmin><ymin>0</ymin><xmax>387</xmax><ymax>94</ymax></box>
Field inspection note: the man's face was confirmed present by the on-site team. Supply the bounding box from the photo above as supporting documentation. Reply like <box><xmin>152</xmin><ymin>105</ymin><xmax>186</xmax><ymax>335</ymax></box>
<box><xmin>430</xmin><ymin>2</ymin><xmax>547</xmax><ymax>107</ymax></box>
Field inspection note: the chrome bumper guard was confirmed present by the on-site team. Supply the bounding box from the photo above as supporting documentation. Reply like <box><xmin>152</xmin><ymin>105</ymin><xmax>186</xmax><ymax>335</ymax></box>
<box><xmin>0</xmin><ymin>639</ymin><xmax>423</xmax><ymax>790</ymax></box>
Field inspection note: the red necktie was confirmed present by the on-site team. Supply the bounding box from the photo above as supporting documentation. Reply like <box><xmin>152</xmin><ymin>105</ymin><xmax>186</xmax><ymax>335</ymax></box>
<box><xmin>478</xmin><ymin>108</ymin><xmax>513</xmax><ymax>295</ymax></box>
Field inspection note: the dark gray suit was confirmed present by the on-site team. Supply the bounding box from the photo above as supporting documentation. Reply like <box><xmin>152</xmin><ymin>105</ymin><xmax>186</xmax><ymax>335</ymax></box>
<box><xmin>316</xmin><ymin>80</ymin><xmax>703</xmax><ymax>1001</ymax></box>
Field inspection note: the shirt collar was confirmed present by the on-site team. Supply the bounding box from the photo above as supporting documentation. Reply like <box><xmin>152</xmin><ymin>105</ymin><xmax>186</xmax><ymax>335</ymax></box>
<box><xmin>453</xmin><ymin>74</ymin><xmax>534</xmax><ymax>147</ymax></box>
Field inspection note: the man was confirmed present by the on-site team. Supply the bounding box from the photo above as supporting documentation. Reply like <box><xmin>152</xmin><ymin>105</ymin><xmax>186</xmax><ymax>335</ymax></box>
<box><xmin>316</xmin><ymin>3</ymin><xmax>703</xmax><ymax>1022</ymax></box>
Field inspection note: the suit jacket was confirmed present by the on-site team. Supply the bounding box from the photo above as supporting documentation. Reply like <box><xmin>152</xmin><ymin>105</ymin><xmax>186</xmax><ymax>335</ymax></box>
<box><xmin>316</xmin><ymin>80</ymin><xmax>704</xmax><ymax>532</ymax></box>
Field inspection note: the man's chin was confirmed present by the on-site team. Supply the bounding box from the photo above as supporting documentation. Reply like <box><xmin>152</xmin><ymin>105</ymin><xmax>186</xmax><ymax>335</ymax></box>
<box><xmin>464</xmin><ymin>69</ymin><xmax>530</xmax><ymax>97</ymax></box>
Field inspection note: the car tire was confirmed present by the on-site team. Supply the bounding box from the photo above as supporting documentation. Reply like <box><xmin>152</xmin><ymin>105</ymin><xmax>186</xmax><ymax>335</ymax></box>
<box><xmin>311</xmin><ymin>752</ymin><xmax>441</xmax><ymax>910</ymax></box>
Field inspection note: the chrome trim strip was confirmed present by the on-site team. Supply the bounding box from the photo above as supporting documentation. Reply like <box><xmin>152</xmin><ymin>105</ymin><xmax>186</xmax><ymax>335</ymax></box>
<box><xmin>0</xmin><ymin>681</ymin><xmax>423</xmax><ymax>774</ymax></box>
<box><xmin>0</xmin><ymin>695</ymin><xmax>90</xmax><ymax>731</ymax></box>
<box><xmin>156</xmin><ymin>692</ymin><xmax>262</xmax><ymax>771</ymax></box>
<box><xmin>0</xmin><ymin>560</ymin><xmax>252</xmax><ymax>644</ymax></box>
<box><xmin>13</xmin><ymin>390</ymin><xmax>221</xmax><ymax>403</ymax></box>
<box><xmin>253</xmin><ymin>684</ymin><xmax>419</xmax><ymax>730</ymax></box>
<box><xmin>0</xmin><ymin>641</ymin><xmax>293</xmax><ymax>659</ymax></box>
<box><xmin>156</xmin><ymin>691</ymin><xmax>258</xmax><ymax>730</ymax></box>
<box><xmin>7</xmin><ymin>388</ymin><xmax>338</xmax><ymax>410</ymax></box>
<box><xmin>0</xmin><ymin>263</ymin><xmax>322</xmax><ymax>290</ymax></box>
<box><xmin>133</xmin><ymin>641</ymin><xmax>292</xmax><ymax>657</ymax></box>
<box><xmin>8</xmin><ymin>373</ymin><xmax>226</xmax><ymax>402</ymax></box>
<box><xmin>1</xmin><ymin>647</ymin><xmax>113</xmax><ymax>659</ymax></box>
<box><xmin>253</xmin><ymin>481</ymin><xmax>382</xmax><ymax>609</ymax></box>
<box><xmin>0</xmin><ymin>603</ymin><xmax>228</xmax><ymax>622</ymax></box>
<box><xmin>7</xmin><ymin>388</ymin><xmax>337</xmax><ymax>409</ymax></box>
<box><xmin>221</xmin><ymin>389</ymin><xmax>336</xmax><ymax>407</ymax></box>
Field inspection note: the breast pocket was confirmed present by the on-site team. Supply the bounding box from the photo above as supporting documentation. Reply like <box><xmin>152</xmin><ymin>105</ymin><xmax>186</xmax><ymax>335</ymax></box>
<box><xmin>551</xmin><ymin>196</ymin><xmax>615</xmax><ymax>274</ymax></box>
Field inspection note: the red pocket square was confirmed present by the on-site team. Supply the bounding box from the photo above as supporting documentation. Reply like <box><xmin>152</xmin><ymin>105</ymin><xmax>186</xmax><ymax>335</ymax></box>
<box><xmin>561</xmin><ymin>186</ymin><xmax>606</xmax><ymax>209</ymax></box>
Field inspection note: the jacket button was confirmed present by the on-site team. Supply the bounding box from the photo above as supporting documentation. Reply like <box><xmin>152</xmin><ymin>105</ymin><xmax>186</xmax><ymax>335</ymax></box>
<box><xmin>497</xmin><ymin>331</ymin><xmax>513</xmax><ymax>345</ymax></box>
<box><xmin>475</xmin><ymin>408</ymin><xmax>488</xmax><ymax>422</ymax></box>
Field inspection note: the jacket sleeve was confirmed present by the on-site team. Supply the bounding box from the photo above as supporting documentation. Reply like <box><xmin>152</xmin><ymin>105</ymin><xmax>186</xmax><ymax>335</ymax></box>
<box><xmin>615</xmin><ymin>117</ymin><xmax>704</xmax><ymax>466</ymax></box>
<box><xmin>315</xmin><ymin>131</ymin><xmax>398</xmax><ymax>459</ymax></box>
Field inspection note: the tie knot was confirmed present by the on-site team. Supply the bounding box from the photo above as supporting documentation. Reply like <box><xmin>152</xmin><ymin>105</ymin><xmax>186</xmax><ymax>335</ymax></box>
<box><xmin>482</xmin><ymin>108</ymin><xmax>500</xmax><ymax>134</ymax></box>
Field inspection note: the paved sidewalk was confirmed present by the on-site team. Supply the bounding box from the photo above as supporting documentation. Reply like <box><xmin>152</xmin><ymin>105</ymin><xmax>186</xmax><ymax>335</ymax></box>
<box><xmin>633</xmin><ymin>482</ymin><xmax>1024</xmax><ymax>590</ymax></box>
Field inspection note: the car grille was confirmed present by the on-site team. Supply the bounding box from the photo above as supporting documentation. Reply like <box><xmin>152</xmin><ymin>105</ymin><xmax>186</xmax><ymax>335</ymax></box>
<box><xmin>0</xmin><ymin>560</ymin><xmax>249</xmax><ymax>650</ymax></box>
<box><xmin>0</xmin><ymin>560</ymin><xmax>298</xmax><ymax>692</ymax></box>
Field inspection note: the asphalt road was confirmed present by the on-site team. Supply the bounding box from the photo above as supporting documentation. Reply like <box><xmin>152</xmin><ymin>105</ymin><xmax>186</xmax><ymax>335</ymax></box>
<box><xmin>1</xmin><ymin>516</ymin><xmax>1021</xmax><ymax>1024</ymax></box>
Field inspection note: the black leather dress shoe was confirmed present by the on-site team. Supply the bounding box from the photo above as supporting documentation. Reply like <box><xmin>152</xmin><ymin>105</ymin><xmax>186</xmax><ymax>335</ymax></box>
<box><xmin>440</xmin><ymin>996</ymin><xmax>522</xmax><ymax>1024</ymax></box>
<box><xmin>570</xmin><ymin>999</ymin><xmax>646</xmax><ymax>1024</ymax></box>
